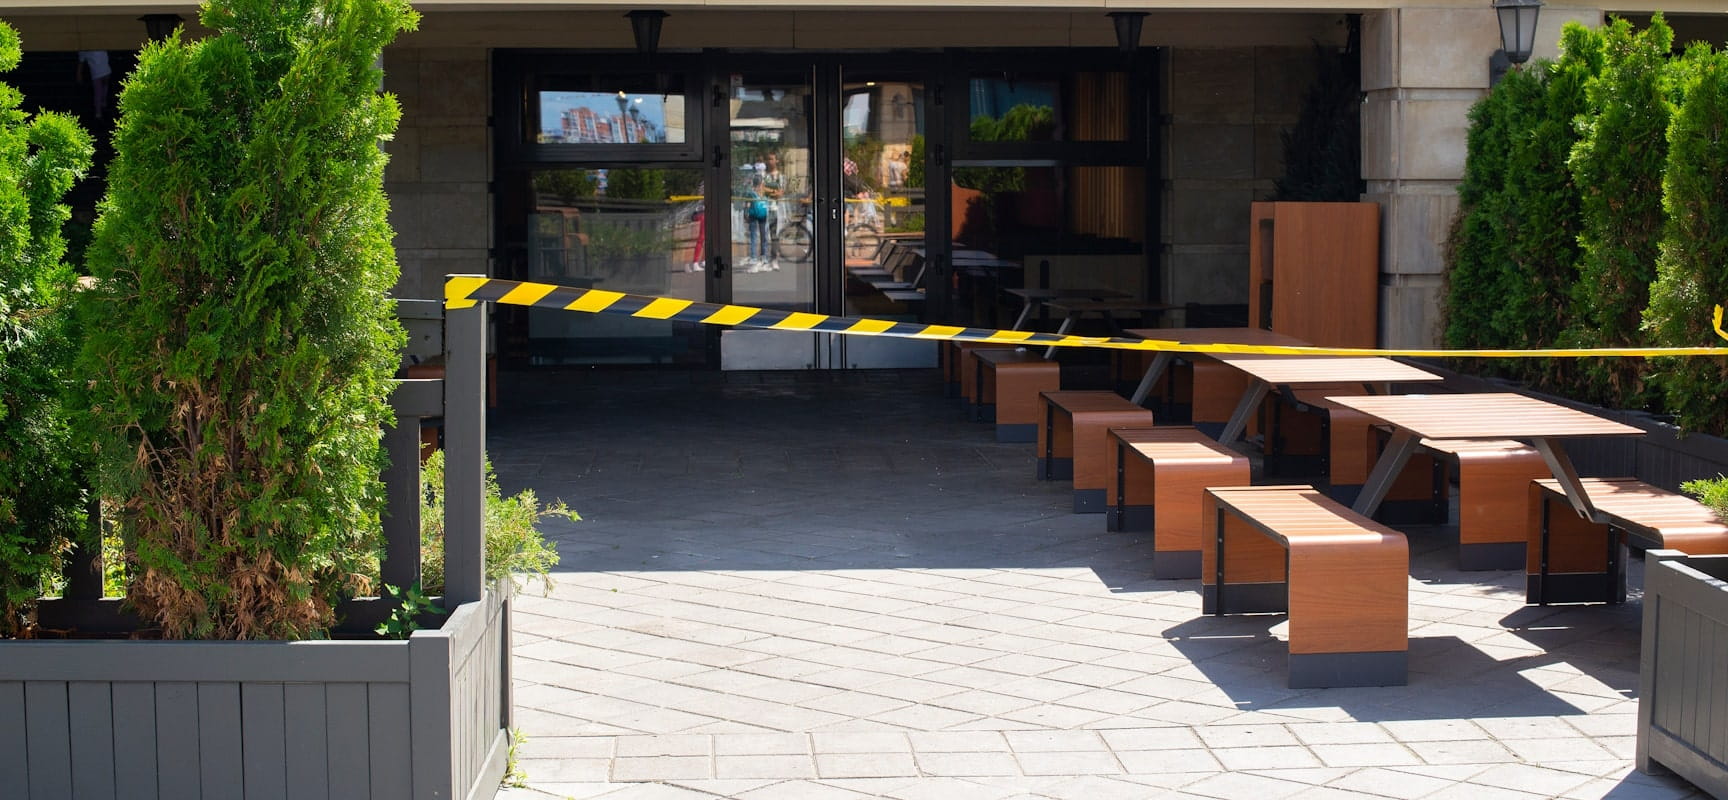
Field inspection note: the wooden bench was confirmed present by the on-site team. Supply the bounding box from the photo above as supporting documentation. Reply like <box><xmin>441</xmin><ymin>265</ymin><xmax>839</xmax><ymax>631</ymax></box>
<box><xmin>974</xmin><ymin>349</ymin><xmax>1060</xmax><ymax>442</ymax></box>
<box><xmin>1036</xmin><ymin>391</ymin><xmax>1155</xmax><ymax>512</ymax></box>
<box><xmin>1203</xmin><ymin>485</ymin><xmax>1410</xmax><ymax>688</ymax></box>
<box><xmin>943</xmin><ymin>341</ymin><xmax>1016</xmax><ymax>399</ymax></box>
<box><xmin>1106</xmin><ymin>426</ymin><xmax>1251</xmax><ymax>578</ymax></box>
<box><xmin>1527</xmin><ymin>478</ymin><xmax>1728</xmax><ymax>605</ymax></box>
<box><xmin>1189</xmin><ymin>359</ymin><xmax>1251</xmax><ymax>440</ymax></box>
<box><xmin>1415</xmin><ymin>439</ymin><xmax>1549</xmax><ymax>570</ymax></box>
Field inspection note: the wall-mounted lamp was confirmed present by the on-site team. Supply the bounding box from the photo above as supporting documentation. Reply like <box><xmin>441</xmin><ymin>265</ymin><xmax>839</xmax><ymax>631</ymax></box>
<box><xmin>139</xmin><ymin>14</ymin><xmax>183</xmax><ymax>43</ymax></box>
<box><xmin>1489</xmin><ymin>0</ymin><xmax>1542</xmax><ymax>85</ymax></box>
<box><xmin>626</xmin><ymin>10</ymin><xmax>669</xmax><ymax>57</ymax></box>
<box><xmin>1108</xmin><ymin>12</ymin><xmax>1148</xmax><ymax>54</ymax></box>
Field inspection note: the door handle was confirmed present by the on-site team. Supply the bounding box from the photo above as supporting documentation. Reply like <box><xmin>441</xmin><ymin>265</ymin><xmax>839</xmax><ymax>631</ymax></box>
<box><xmin>710</xmin><ymin>255</ymin><xmax>727</xmax><ymax>278</ymax></box>
<box><xmin>713</xmin><ymin>146</ymin><xmax>725</xmax><ymax>168</ymax></box>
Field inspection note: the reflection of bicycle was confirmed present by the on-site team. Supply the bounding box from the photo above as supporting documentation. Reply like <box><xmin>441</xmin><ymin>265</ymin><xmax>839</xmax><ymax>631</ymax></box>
<box><xmin>773</xmin><ymin>199</ymin><xmax>881</xmax><ymax>263</ymax></box>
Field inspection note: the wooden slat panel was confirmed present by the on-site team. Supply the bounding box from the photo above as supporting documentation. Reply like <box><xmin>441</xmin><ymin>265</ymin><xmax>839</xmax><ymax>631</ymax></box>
<box><xmin>68</xmin><ymin>682</ymin><xmax>117</xmax><ymax>800</ymax></box>
<box><xmin>2</xmin><ymin>640</ymin><xmax>410</xmax><ymax>683</ymax></box>
<box><xmin>284</xmin><ymin>683</ymin><xmax>329</xmax><ymax>800</ymax></box>
<box><xmin>242</xmin><ymin>684</ymin><xmax>288</xmax><ymax>800</ymax></box>
<box><xmin>155</xmin><ymin>682</ymin><xmax>200</xmax><ymax>800</ymax></box>
<box><xmin>368</xmin><ymin>684</ymin><xmax>412</xmax><ymax>800</ymax></box>
<box><xmin>1265</xmin><ymin>202</ymin><xmax>1380</xmax><ymax>348</ymax></box>
<box><xmin>325</xmin><ymin>683</ymin><xmax>371</xmax><ymax>800</ymax></box>
<box><xmin>25</xmin><ymin>681</ymin><xmax>73</xmax><ymax>800</ymax></box>
<box><xmin>1330</xmin><ymin>393</ymin><xmax>1645</xmax><ymax>440</ymax></box>
<box><xmin>198</xmin><ymin>683</ymin><xmax>243</xmax><ymax>796</ymax></box>
<box><xmin>1684</xmin><ymin>612</ymin><xmax>1704</xmax><ymax>747</ymax></box>
<box><xmin>1712</xmin><ymin>621</ymin><xmax>1728</xmax><ymax>764</ymax></box>
<box><xmin>0</xmin><ymin>683</ymin><xmax>26</xmax><ymax>793</ymax></box>
<box><xmin>111</xmin><ymin>683</ymin><xmax>158</xmax><ymax>800</ymax></box>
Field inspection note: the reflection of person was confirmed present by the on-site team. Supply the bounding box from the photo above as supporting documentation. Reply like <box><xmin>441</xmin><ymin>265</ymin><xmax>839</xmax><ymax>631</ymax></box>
<box><xmin>887</xmin><ymin>150</ymin><xmax>909</xmax><ymax>188</ymax></box>
<box><xmin>744</xmin><ymin>169</ymin><xmax>771</xmax><ymax>272</ymax></box>
<box><xmin>759</xmin><ymin>153</ymin><xmax>785</xmax><ymax>271</ymax></box>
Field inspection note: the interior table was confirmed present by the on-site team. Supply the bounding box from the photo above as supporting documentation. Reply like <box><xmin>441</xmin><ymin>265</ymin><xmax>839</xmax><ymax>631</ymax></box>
<box><xmin>1207</xmin><ymin>353</ymin><xmax>1444</xmax><ymax>446</ymax></box>
<box><xmin>1002</xmin><ymin>287</ymin><xmax>1131</xmax><ymax>331</ymax></box>
<box><xmin>1040</xmin><ymin>300</ymin><xmax>1179</xmax><ymax>358</ymax></box>
<box><xmin>1326</xmin><ymin>392</ymin><xmax>1646</xmax><ymax>522</ymax></box>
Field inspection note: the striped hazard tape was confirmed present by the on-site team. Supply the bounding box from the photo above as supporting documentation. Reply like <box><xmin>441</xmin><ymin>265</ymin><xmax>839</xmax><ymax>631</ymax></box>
<box><xmin>446</xmin><ymin>277</ymin><xmax>1728</xmax><ymax>358</ymax></box>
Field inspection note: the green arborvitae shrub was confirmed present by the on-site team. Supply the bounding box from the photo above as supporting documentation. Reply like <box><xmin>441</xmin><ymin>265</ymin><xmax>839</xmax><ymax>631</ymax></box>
<box><xmin>76</xmin><ymin>0</ymin><xmax>417</xmax><ymax>639</ymax></box>
<box><xmin>1563</xmin><ymin>14</ymin><xmax>1676</xmax><ymax>408</ymax></box>
<box><xmin>1645</xmin><ymin>43</ymin><xmax>1728</xmax><ymax>435</ymax></box>
<box><xmin>1444</xmin><ymin>65</ymin><xmax>1533</xmax><ymax>354</ymax></box>
<box><xmin>0</xmin><ymin>20</ymin><xmax>94</xmax><ymax>637</ymax></box>
<box><xmin>1501</xmin><ymin>24</ymin><xmax>1605</xmax><ymax>391</ymax></box>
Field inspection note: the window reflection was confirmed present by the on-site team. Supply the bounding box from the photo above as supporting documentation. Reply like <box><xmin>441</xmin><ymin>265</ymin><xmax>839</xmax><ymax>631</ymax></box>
<box><xmin>524</xmin><ymin>167</ymin><xmax>705</xmax><ymax>365</ymax></box>
<box><xmin>531</xmin><ymin>73</ymin><xmax>688</xmax><ymax>145</ymax></box>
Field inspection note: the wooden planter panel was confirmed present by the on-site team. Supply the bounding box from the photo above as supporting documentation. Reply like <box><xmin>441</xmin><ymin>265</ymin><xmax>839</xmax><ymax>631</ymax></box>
<box><xmin>0</xmin><ymin>590</ymin><xmax>509</xmax><ymax>800</ymax></box>
<box><xmin>1639</xmin><ymin>554</ymin><xmax>1728</xmax><ymax>800</ymax></box>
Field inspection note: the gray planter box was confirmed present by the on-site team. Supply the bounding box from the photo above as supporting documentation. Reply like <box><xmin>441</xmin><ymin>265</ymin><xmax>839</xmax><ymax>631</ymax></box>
<box><xmin>0</xmin><ymin>585</ymin><xmax>510</xmax><ymax>800</ymax></box>
<box><xmin>1638</xmin><ymin>551</ymin><xmax>1728</xmax><ymax>799</ymax></box>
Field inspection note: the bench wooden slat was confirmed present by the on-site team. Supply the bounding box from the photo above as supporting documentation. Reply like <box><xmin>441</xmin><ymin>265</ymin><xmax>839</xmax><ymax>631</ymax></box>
<box><xmin>1106</xmin><ymin>426</ymin><xmax>1249</xmax><ymax>579</ymax></box>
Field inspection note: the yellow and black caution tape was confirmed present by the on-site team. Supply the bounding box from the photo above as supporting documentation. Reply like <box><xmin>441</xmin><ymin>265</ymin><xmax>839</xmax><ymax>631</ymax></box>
<box><xmin>447</xmin><ymin>277</ymin><xmax>1728</xmax><ymax>359</ymax></box>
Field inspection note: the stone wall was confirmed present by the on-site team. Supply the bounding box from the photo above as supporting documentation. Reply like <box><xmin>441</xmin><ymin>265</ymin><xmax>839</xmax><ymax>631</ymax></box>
<box><xmin>1361</xmin><ymin>4</ymin><xmax>1599</xmax><ymax>348</ymax></box>
<box><xmin>1161</xmin><ymin>45</ymin><xmax>1320</xmax><ymax>309</ymax></box>
<box><xmin>382</xmin><ymin>47</ymin><xmax>491</xmax><ymax>302</ymax></box>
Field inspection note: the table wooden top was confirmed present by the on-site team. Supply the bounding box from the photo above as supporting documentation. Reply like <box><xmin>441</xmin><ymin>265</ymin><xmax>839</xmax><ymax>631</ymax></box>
<box><xmin>1325</xmin><ymin>393</ymin><xmax>1646</xmax><ymax>440</ymax></box>
<box><xmin>1045</xmin><ymin>299</ymin><xmax>1180</xmax><ymax>314</ymax></box>
<box><xmin>1003</xmin><ymin>287</ymin><xmax>1131</xmax><ymax>301</ymax></box>
<box><xmin>1039</xmin><ymin>390</ymin><xmax>1146</xmax><ymax>413</ymax></box>
<box><xmin>1122</xmin><ymin>327</ymin><xmax>1312</xmax><ymax>348</ymax></box>
<box><xmin>1210</xmin><ymin>353</ymin><xmax>1443</xmax><ymax>386</ymax></box>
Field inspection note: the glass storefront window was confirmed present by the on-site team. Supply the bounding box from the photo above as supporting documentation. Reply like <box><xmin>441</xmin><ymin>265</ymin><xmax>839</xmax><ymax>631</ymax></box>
<box><xmin>531</xmin><ymin>74</ymin><xmax>688</xmax><ymax>145</ymax></box>
<box><xmin>522</xmin><ymin>167</ymin><xmax>706</xmax><ymax>365</ymax></box>
<box><xmin>964</xmin><ymin>72</ymin><xmax>1130</xmax><ymax>144</ymax></box>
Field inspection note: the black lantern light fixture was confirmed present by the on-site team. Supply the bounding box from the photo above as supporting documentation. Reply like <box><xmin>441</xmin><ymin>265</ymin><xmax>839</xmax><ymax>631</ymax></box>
<box><xmin>1489</xmin><ymin>0</ymin><xmax>1542</xmax><ymax>84</ymax></box>
<box><xmin>1108</xmin><ymin>11</ymin><xmax>1148</xmax><ymax>54</ymax></box>
<box><xmin>139</xmin><ymin>13</ymin><xmax>183</xmax><ymax>43</ymax></box>
<box><xmin>627</xmin><ymin>10</ymin><xmax>669</xmax><ymax>57</ymax></box>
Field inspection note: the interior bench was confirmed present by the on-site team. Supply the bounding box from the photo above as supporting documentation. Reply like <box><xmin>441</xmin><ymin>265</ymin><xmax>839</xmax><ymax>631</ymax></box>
<box><xmin>1036</xmin><ymin>391</ymin><xmax>1155</xmax><ymax>512</ymax></box>
<box><xmin>974</xmin><ymin>349</ymin><xmax>1060</xmax><ymax>442</ymax></box>
<box><xmin>1106</xmin><ymin>426</ymin><xmax>1251</xmax><ymax>579</ymax></box>
<box><xmin>1203</xmin><ymin>484</ymin><xmax>1409</xmax><ymax>688</ymax></box>
<box><xmin>1527</xmin><ymin>477</ymin><xmax>1728</xmax><ymax>605</ymax></box>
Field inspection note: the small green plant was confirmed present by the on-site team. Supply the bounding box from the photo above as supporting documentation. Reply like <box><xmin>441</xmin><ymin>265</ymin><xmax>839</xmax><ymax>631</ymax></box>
<box><xmin>375</xmin><ymin>582</ymin><xmax>444</xmax><ymax>639</ymax></box>
<box><xmin>1682</xmin><ymin>476</ymin><xmax>1728</xmax><ymax>524</ymax></box>
<box><xmin>419</xmin><ymin>449</ymin><xmax>574</xmax><ymax>595</ymax></box>
<box><xmin>502</xmin><ymin>728</ymin><xmax>529</xmax><ymax>788</ymax></box>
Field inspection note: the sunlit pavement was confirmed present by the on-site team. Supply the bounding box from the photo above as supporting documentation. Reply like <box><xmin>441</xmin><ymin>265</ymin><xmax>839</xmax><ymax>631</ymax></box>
<box><xmin>487</xmin><ymin>369</ymin><xmax>1703</xmax><ymax>800</ymax></box>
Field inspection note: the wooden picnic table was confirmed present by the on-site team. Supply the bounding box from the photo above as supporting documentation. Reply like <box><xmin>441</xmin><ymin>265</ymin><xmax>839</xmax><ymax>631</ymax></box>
<box><xmin>1209</xmin><ymin>353</ymin><xmax>1444</xmax><ymax>446</ymax></box>
<box><xmin>1039</xmin><ymin>300</ymin><xmax>1179</xmax><ymax>358</ymax></box>
<box><xmin>1326</xmin><ymin>392</ymin><xmax>1646</xmax><ymax>523</ymax></box>
<box><xmin>1122</xmin><ymin>327</ymin><xmax>1311</xmax><ymax>407</ymax></box>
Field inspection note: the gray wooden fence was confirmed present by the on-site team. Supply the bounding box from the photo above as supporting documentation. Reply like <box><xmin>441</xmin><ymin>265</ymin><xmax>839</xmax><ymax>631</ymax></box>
<box><xmin>1</xmin><ymin>287</ymin><xmax>508</xmax><ymax>800</ymax></box>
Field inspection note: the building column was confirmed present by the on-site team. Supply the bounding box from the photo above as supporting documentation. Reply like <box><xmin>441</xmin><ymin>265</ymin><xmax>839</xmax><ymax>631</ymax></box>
<box><xmin>382</xmin><ymin>46</ymin><xmax>493</xmax><ymax>302</ymax></box>
<box><xmin>1361</xmin><ymin>5</ymin><xmax>1598</xmax><ymax>348</ymax></box>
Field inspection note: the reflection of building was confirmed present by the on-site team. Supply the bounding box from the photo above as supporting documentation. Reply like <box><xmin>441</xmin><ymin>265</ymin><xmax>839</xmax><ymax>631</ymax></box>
<box><xmin>552</xmin><ymin>105</ymin><xmax>661</xmax><ymax>144</ymax></box>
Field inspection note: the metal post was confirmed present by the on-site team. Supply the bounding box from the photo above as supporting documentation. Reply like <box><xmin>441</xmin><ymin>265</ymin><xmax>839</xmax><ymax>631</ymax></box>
<box><xmin>383</xmin><ymin>379</ymin><xmax>441</xmax><ymax>591</ymax></box>
<box><xmin>443</xmin><ymin>279</ymin><xmax>487</xmax><ymax>607</ymax></box>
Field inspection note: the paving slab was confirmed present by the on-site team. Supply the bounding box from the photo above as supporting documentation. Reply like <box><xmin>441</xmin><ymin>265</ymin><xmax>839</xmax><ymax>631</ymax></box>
<box><xmin>491</xmin><ymin>369</ymin><xmax>1708</xmax><ymax>799</ymax></box>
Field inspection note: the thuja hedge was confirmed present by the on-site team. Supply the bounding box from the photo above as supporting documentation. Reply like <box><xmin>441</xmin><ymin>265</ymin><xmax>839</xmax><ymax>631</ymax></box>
<box><xmin>1646</xmin><ymin>46</ymin><xmax>1728</xmax><ymax>434</ymax></box>
<box><xmin>0</xmin><ymin>21</ymin><xmax>93</xmax><ymax>636</ymax></box>
<box><xmin>77</xmin><ymin>0</ymin><xmax>418</xmax><ymax>639</ymax></box>
<box><xmin>1444</xmin><ymin>14</ymin><xmax>1728</xmax><ymax>434</ymax></box>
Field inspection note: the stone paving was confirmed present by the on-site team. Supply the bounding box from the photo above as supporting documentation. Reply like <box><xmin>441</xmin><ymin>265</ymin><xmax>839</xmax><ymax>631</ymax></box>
<box><xmin>487</xmin><ymin>369</ymin><xmax>1706</xmax><ymax>800</ymax></box>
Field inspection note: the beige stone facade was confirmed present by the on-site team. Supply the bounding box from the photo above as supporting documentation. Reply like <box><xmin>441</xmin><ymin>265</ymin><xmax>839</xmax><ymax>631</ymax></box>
<box><xmin>9</xmin><ymin>3</ymin><xmax>1727</xmax><ymax>349</ymax></box>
